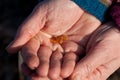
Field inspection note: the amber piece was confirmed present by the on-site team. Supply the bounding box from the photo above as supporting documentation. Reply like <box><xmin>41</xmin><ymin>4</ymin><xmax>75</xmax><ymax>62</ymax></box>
<box><xmin>50</xmin><ymin>35</ymin><xmax>68</xmax><ymax>44</ymax></box>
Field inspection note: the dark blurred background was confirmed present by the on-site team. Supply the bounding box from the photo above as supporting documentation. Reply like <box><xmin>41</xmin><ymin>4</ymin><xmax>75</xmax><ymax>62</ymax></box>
<box><xmin>0</xmin><ymin>0</ymin><xmax>38</xmax><ymax>80</ymax></box>
<box><xmin>0</xmin><ymin>0</ymin><xmax>120</xmax><ymax>80</ymax></box>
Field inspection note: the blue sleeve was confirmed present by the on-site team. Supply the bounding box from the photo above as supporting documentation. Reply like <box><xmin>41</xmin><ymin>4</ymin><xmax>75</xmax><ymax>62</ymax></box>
<box><xmin>72</xmin><ymin>0</ymin><xmax>109</xmax><ymax>22</ymax></box>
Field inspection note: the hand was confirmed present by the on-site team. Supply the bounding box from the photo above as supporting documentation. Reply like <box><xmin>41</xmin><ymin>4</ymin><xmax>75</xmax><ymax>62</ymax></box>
<box><xmin>6</xmin><ymin>0</ymin><xmax>84</xmax><ymax>53</ymax></box>
<box><xmin>20</xmin><ymin>12</ymin><xmax>100</xmax><ymax>80</ymax></box>
<box><xmin>70</xmin><ymin>22</ymin><xmax>120</xmax><ymax>80</ymax></box>
<box><xmin>6</xmin><ymin>0</ymin><xmax>100</xmax><ymax>53</ymax></box>
<box><xmin>6</xmin><ymin>0</ymin><xmax>101</xmax><ymax>79</ymax></box>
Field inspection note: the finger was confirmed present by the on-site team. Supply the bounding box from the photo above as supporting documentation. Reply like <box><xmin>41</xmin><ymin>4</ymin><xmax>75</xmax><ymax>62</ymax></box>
<box><xmin>21</xmin><ymin>63</ymin><xmax>32</xmax><ymax>76</ymax></box>
<box><xmin>52</xmin><ymin>43</ymin><xmax>64</xmax><ymax>52</ymax></box>
<box><xmin>62</xmin><ymin>41</ymin><xmax>84</xmax><ymax>56</ymax></box>
<box><xmin>48</xmin><ymin>49</ymin><xmax>63</xmax><ymax>80</ymax></box>
<box><xmin>21</xmin><ymin>37</ymin><xmax>40</xmax><ymax>69</ymax></box>
<box><xmin>21</xmin><ymin>62</ymin><xmax>39</xmax><ymax>78</ymax></box>
<box><xmin>61</xmin><ymin>41</ymin><xmax>84</xmax><ymax>78</ymax></box>
<box><xmin>6</xmin><ymin>4</ymin><xmax>47</xmax><ymax>53</ymax></box>
<box><xmin>86</xmin><ymin>58</ymin><xmax>120</xmax><ymax>80</ymax></box>
<box><xmin>21</xmin><ymin>63</ymin><xmax>50</xmax><ymax>80</ymax></box>
<box><xmin>61</xmin><ymin>52</ymin><xmax>78</xmax><ymax>78</ymax></box>
<box><xmin>21</xmin><ymin>63</ymin><xmax>47</xmax><ymax>80</ymax></box>
<box><xmin>36</xmin><ymin>46</ymin><xmax>52</xmax><ymax>77</ymax></box>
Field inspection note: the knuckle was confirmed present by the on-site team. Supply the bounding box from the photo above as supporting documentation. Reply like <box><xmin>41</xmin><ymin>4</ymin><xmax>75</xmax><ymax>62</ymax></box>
<box><xmin>51</xmin><ymin>51</ymin><xmax>63</xmax><ymax>62</ymax></box>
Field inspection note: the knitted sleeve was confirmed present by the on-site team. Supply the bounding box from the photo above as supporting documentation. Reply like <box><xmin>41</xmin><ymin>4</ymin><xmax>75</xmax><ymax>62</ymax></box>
<box><xmin>72</xmin><ymin>0</ymin><xmax>112</xmax><ymax>22</ymax></box>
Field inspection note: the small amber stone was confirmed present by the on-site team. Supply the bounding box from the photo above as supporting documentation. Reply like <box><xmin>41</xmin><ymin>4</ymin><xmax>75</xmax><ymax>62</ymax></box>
<box><xmin>50</xmin><ymin>35</ymin><xmax>68</xmax><ymax>44</ymax></box>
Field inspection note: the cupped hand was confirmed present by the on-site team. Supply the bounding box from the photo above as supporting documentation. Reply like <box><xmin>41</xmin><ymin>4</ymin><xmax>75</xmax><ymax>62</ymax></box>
<box><xmin>6</xmin><ymin>0</ymin><xmax>100</xmax><ymax>53</ymax></box>
<box><xmin>20</xmin><ymin>12</ymin><xmax>100</xmax><ymax>80</ymax></box>
<box><xmin>70</xmin><ymin>22</ymin><xmax>120</xmax><ymax>80</ymax></box>
<box><xmin>6</xmin><ymin>0</ymin><xmax>101</xmax><ymax>80</ymax></box>
<box><xmin>6</xmin><ymin>0</ymin><xmax>84</xmax><ymax>53</ymax></box>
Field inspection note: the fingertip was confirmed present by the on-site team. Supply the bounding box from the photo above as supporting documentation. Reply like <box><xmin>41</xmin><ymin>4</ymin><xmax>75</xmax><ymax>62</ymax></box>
<box><xmin>60</xmin><ymin>65</ymin><xmax>74</xmax><ymax>78</ymax></box>
<box><xmin>6</xmin><ymin>40</ymin><xmax>23</xmax><ymax>53</ymax></box>
<box><xmin>61</xmin><ymin>52</ymin><xmax>77</xmax><ymax>78</ymax></box>
<box><xmin>25</xmin><ymin>55</ymin><xmax>39</xmax><ymax>70</ymax></box>
<box><xmin>21</xmin><ymin>39</ymin><xmax>40</xmax><ymax>70</ymax></box>
<box><xmin>6</xmin><ymin>46</ymin><xmax>21</xmax><ymax>54</ymax></box>
<box><xmin>6</xmin><ymin>33</ymin><xmax>34</xmax><ymax>53</ymax></box>
<box><xmin>48</xmin><ymin>66</ymin><xmax>61</xmax><ymax>80</ymax></box>
<box><xmin>6</xmin><ymin>42</ymin><xmax>16</xmax><ymax>53</ymax></box>
<box><xmin>21</xmin><ymin>50</ymin><xmax>39</xmax><ymax>70</ymax></box>
<box><xmin>48</xmin><ymin>71</ymin><xmax>59</xmax><ymax>80</ymax></box>
<box><xmin>36</xmin><ymin>64</ymin><xmax>49</xmax><ymax>77</ymax></box>
<box><xmin>60</xmin><ymin>69</ymin><xmax>71</xmax><ymax>78</ymax></box>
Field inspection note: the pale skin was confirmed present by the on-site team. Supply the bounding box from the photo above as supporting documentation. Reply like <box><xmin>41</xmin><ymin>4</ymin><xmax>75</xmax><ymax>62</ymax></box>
<box><xmin>70</xmin><ymin>22</ymin><xmax>120</xmax><ymax>80</ymax></box>
<box><xmin>6</xmin><ymin>0</ymin><xmax>120</xmax><ymax>80</ymax></box>
<box><xmin>21</xmin><ymin>22</ymin><xmax>120</xmax><ymax>80</ymax></box>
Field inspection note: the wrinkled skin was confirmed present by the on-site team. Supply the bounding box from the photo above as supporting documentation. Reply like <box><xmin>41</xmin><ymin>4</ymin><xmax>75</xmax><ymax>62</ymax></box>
<box><xmin>70</xmin><ymin>22</ymin><xmax>120</xmax><ymax>80</ymax></box>
<box><xmin>6</xmin><ymin>0</ymin><xmax>120</xmax><ymax>80</ymax></box>
<box><xmin>8</xmin><ymin>0</ymin><xmax>119</xmax><ymax>80</ymax></box>
<box><xmin>21</xmin><ymin>22</ymin><xmax>120</xmax><ymax>80</ymax></box>
<box><xmin>6</xmin><ymin>0</ymin><xmax>100</xmax><ymax>53</ymax></box>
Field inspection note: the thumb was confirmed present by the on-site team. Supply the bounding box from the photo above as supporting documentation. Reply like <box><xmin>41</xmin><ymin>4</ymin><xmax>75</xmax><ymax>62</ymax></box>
<box><xmin>6</xmin><ymin>5</ymin><xmax>46</xmax><ymax>53</ymax></box>
<box><xmin>70</xmin><ymin>23</ymin><xmax>120</xmax><ymax>80</ymax></box>
<box><xmin>86</xmin><ymin>58</ymin><xmax>120</xmax><ymax>80</ymax></box>
<box><xmin>70</xmin><ymin>40</ymin><xmax>116</xmax><ymax>80</ymax></box>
